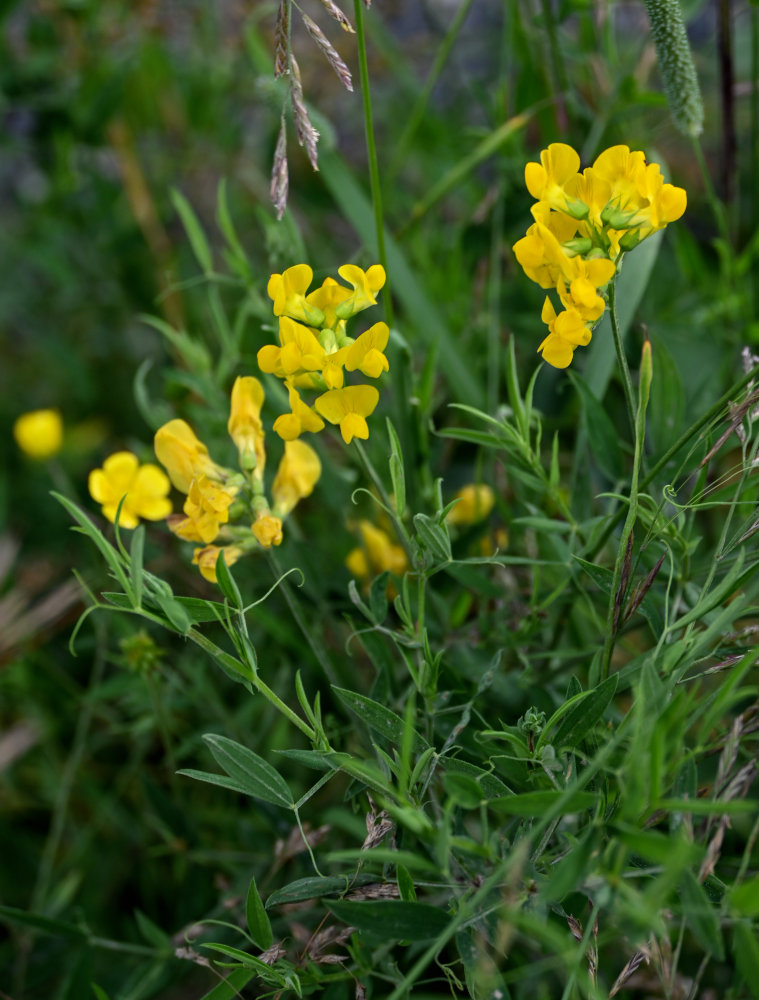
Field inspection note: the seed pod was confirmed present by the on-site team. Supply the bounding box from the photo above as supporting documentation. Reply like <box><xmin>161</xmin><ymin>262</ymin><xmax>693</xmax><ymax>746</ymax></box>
<box><xmin>644</xmin><ymin>0</ymin><xmax>704</xmax><ymax>136</ymax></box>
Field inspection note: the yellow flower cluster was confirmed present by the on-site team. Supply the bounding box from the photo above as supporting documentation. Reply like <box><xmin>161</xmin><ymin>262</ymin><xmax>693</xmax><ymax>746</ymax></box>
<box><xmin>513</xmin><ymin>143</ymin><xmax>686</xmax><ymax>369</ymax></box>
<box><xmin>258</xmin><ymin>263</ymin><xmax>388</xmax><ymax>444</ymax></box>
<box><xmin>87</xmin><ymin>377</ymin><xmax>321</xmax><ymax>583</ymax></box>
<box><xmin>151</xmin><ymin>376</ymin><xmax>321</xmax><ymax>581</ymax></box>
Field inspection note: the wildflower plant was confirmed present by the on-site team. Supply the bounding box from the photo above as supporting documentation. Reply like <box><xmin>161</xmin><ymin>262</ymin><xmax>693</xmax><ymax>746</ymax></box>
<box><xmin>8</xmin><ymin>4</ymin><xmax>759</xmax><ymax>1000</ymax></box>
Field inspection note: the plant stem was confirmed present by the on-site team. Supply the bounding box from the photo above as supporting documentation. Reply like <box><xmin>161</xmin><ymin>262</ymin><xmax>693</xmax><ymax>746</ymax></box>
<box><xmin>608</xmin><ymin>278</ymin><xmax>636</xmax><ymax>438</ymax></box>
<box><xmin>354</xmin><ymin>0</ymin><xmax>393</xmax><ymax>331</ymax></box>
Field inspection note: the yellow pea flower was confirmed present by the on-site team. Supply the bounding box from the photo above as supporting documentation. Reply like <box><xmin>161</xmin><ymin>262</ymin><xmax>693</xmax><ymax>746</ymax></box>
<box><xmin>524</xmin><ymin>143</ymin><xmax>588</xmax><ymax>218</ymax></box>
<box><xmin>193</xmin><ymin>544</ymin><xmax>244</xmax><ymax>583</ymax></box>
<box><xmin>251</xmin><ymin>512</ymin><xmax>283</xmax><ymax>548</ymax></box>
<box><xmin>446</xmin><ymin>484</ymin><xmax>496</xmax><ymax>526</ymax></box>
<box><xmin>314</xmin><ymin>385</ymin><xmax>379</xmax><ymax>444</ymax></box>
<box><xmin>267</xmin><ymin>264</ymin><xmax>325</xmax><ymax>327</ymax></box>
<box><xmin>538</xmin><ymin>299</ymin><xmax>592</xmax><ymax>369</ymax></box>
<box><xmin>556</xmin><ymin>256</ymin><xmax>616</xmax><ymax>322</ymax></box>
<box><xmin>272</xmin><ymin>384</ymin><xmax>325</xmax><ymax>441</ymax></box>
<box><xmin>345</xmin><ymin>322</ymin><xmax>390</xmax><ymax>379</ymax></box>
<box><xmin>154</xmin><ymin>419</ymin><xmax>226</xmax><ymax>493</ymax></box>
<box><xmin>272</xmin><ymin>439</ymin><xmax>322</xmax><ymax>516</ymax></box>
<box><xmin>334</xmin><ymin>264</ymin><xmax>386</xmax><ymax>320</ymax></box>
<box><xmin>306</xmin><ymin>275</ymin><xmax>352</xmax><ymax>330</ymax></box>
<box><xmin>513</xmin><ymin>221</ymin><xmax>575</xmax><ymax>290</ymax></box>
<box><xmin>13</xmin><ymin>408</ymin><xmax>64</xmax><ymax>460</ymax></box>
<box><xmin>171</xmin><ymin>474</ymin><xmax>238</xmax><ymax>544</ymax></box>
<box><xmin>88</xmin><ymin>451</ymin><xmax>172</xmax><ymax>529</ymax></box>
<box><xmin>228</xmin><ymin>376</ymin><xmax>266</xmax><ymax>475</ymax></box>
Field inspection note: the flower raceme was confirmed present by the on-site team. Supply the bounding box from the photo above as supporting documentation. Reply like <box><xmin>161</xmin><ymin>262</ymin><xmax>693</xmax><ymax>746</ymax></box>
<box><xmin>88</xmin><ymin>376</ymin><xmax>322</xmax><ymax>584</ymax></box>
<box><xmin>514</xmin><ymin>143</ymin><xmax>686</xmax><ymax>368</ymax></box>
<box><xmin>258</xmin><ymin>263</ymin><xmax>388</xmax><ymax>443</ymax></box>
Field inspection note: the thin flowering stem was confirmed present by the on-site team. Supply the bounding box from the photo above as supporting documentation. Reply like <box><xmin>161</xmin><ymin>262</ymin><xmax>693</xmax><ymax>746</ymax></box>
<box><xmin>608</xmin><ymin>278</ymin><xmax>637</xmax><ymax>439</ymax></box>
<box><xmin>353</xmin><ymin>0</ymin><xmax>393</xmax><ymax>330</ymax></box>
<box><xmin>352</xmin><ymin>439</ymin><xmax>415</xmax><ymax>563</ymax></box>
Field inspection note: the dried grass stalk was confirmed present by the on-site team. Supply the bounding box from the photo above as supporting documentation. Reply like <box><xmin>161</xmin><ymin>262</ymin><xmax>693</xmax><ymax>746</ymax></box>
<box><xmin>609</xmin><ymin>949</ymin><xmax>649</xmax><ymax>997</ymax></box>
<box><xmin>300</xmin><ymin>12</ymin><xmax>353</xmax><ymax>91</ymax></box>
<box><xmin>290</xmin><ymin>56</ymin><xmax>320</xmax><ymax>170</ymax></box>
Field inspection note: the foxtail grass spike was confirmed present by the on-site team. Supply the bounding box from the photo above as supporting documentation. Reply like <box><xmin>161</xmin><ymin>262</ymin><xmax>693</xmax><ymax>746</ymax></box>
<box><xmin>644</xmin><ymin>0</ymin><xmax>704</xmax><ymax>136</ymax></box>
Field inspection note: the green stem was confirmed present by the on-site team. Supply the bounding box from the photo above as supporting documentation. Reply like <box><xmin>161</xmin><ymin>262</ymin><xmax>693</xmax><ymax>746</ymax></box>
<box><xmin>187</xmin><ymin>628</ymin><xmax>315</xmax><ymax>741</ymax></box>
<box><xmin>601</xmin><ymin>343</ymin><xmax>652</xmax><ymax>679</ymax></box>
<box><xmin>352</xmin><ymin>439</ymin><xmax>415</xmax><ymax>562</ymax></box>
<box><xmin>608</xmin><ymin>278</ymin><xmax>636</xmax><ymax>438</ymax></box>
<box><xmin>353</xmin><ymin>0</ymin><xmax>393</xmax><ymax>330</ymax></box>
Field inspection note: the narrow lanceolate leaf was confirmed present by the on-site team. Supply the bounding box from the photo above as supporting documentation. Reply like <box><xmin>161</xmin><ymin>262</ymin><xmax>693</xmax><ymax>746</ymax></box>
<box><xmin>274</xmin><ymin>0</ymin><xmax>289</xmax><ymax>78</ymax></box>
<box><xmin>270</xmin><ymin>119</ymin><xmax>289</xmax><ymax>220</ymax></box>
<box><xmin>245</xmin><ymin>876</ymin><xmax>273</xmax><ymax>950</ymax></box>
<box><xmin>290</xmin><ymin>57</ymin><xmax>319</xmax><ymax>171</ymax></box>
<box><xmin>326</xmin><ymin>900</ymin><xmax>450</xmax><ymax>942</ymax></box>
<box><xmin>202</xmin><ymin>734</ymin><xmax>294</xmax><ymax>808</ymax></box>
<box><xmin>319</xmin><ymin>0</ymin><xmax>353</xmax><ymax>32</ymax></box>
<box><xmin>300</xmin><ymin>12</ymin><xmax>353</xmax><ymax>90</ymax></box>
<box><xmin>644</xmin><ymin>0</ymin><xmax>704</xmax><ymax>136</ymax></box>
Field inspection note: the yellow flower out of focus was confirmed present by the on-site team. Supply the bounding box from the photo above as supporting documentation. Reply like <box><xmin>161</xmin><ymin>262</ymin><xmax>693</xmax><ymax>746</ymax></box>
<box><xmin>272</xmin><ymin>440</ymin><xmax>322</xmax><ymax>517</ymax></box>
<box><xmin>88</xmin><ymin>451</ymin><xmax>172</xmax><ymax>529</ymax></box>
<box><xmin>514</xmin><ymin>142</ymin><xmax>686</xmax><ymax>369</ymax></box>
<box><xmin>13</xmin><ymin>409</ymin><xmax>64</xmax><ymax>460</ymax></box>
<box><xmin>193</xmin><ymin>544</ymin><xmax>244</xmax><ymax>583</ymax></box>
<box><xmin>346</xmin><ymin>520</ymin><xmax>408</xmax><ymax>583</ymax></box>
<box><xmin>260</xmin><ymin>262</ymin><xmax>388</xmax><ymax>444</ymax></box>
<box><xmin>446</xmin><ymin>484</ymin><xmax>496</xmax><ymax>526</ymax></box>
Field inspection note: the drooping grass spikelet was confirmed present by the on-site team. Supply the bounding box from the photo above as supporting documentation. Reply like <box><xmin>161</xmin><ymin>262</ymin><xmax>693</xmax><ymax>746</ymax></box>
<box><xmin>290</xmin><ymin>56</ymin><xmax>320</xmax><ymax>171</ymax></box>
<box><xmin>319</xmin><ymin>0</ymin><xmax>354</xmax><ymax>32</ymax></box>
<box><xmin>270</xmin><ymin>118</ymin><xmax>289</xmax><ymax>221</ymax></box>
<box><xmin>300</xmin><ymin>12</ymin><xmax>353</xmax><ymax>91</ymax></box>
<box><xmin>274</xmin><ymin>0</ymin><xmax>290</xmax><ymax>78</ymax></box>
<box><xmin>644</xmin><ymin>0</ymin><xmax>704</xmax><ymax>137</ymax></box>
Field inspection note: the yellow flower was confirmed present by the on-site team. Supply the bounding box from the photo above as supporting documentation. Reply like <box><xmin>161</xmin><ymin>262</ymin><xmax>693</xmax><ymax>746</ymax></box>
<box><xmin>272</xmin><ymin>439</ymin><xmax>322</xmax><ymax>516</ymax></box>
<box><xmin>13</xmin><ymin>409</ymin><xmax>63</xmax><ymax>460</ymax></box>
<box><xmin>345</xmin><ymin>322</ymin><xmax>390</xmax><ymax>378</ymax></box>
<box><xmin>228</xmin><ymin>376</ymin><xmax>266</xmax><ymax>474</ymax></box>
<box><xmin>306</xmin><ymin>276</ymin><xmax>352</xmax><ymax>330</ymax></box>
<box><xmin>446</xmin><ymin>484</ymin><xmax>496</xmax><ymax>526</ymax></box>
<box><xmin>273</xmin><ymin>383</ymin><xmax>325</xmax><ymax>441</ymax></box>
<box><xmin>251</xmin><ymin>512</ymin><xmax>283</xmax><ymax>548</ymax></box>
<box><xmin>267</xmin><ymin>264</ymin><xmax>325</xmax><ymax>327</ymax></box>
<box><xmin>538</xmin><ymin>299</ymin><xmax>592</xmax><ymax>369</ymax></box>
<box><xmin>513</xmin><ymin>221</ymin><xmax>575</xmax><ymax>289</ymax></box>
<box><xmin>154</xmin><ymin>419</ymin><xmax>226</xmax><ymax>493</ymax></box>
<box><xmin>556</xmin><ymin>256</ymin><xmax>616</xmax><ymax>322</ymax></box>
<box><xmin>334</xmin><ymin>264</ymin><xmax>386</xmax><ymax>320</ymax></box>
<box><xmin>88</xmin><ymin>451</ymin><xmax>172</xmax><ymax>529</ymax></box>
<box><xmin>193</xmin><ymin>544</ymin><xmax>244</xmax><ymax>583</ymax></box>
<box><xmin>314</xmin><ymin>385</ymin><xmax>379</xmax><ymax>444</ymax></box>
<box><xmin>524</xmin><ymin>143</ymin><xmax>588</xmax><ymax>218</ymax></box>
<box><xmin>346</xmin><ymin>520</ymin><xmax>407</xmax><ymax>580</ymax></box>
<box><xmin>171</xmin><ymin>474</ymin><xmax>237</xmax><ymax>544</ymax></box>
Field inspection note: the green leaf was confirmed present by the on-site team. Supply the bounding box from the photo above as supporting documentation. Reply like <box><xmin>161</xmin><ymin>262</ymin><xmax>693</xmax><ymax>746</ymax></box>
<box><xmin>91</xmin><ymin>986</ymin><xmax>112</xmax><ymax>1000</ymax></box>
<box><xmin>266</xmin><ymin>875</ymin><xmax>375</xmax><ymax>909</ymax></box>
<box><xmin>199</xmin><ymin>942</ymin><xmax>288</xmax><ymax>982</ymax></box>
<box><xmin>245</xmin><ymin>876</ymin><xmax>273</xmax><ymax>950</ymax></box>
<box><xmin>490</xmin><ymin>789</ymin><xmax>597</xmax><ymax>816</ymax></box>
<box><xmin>215</xmin><ymin>550</ymin><xmax>243</xmax><ymax>609</ymax></box>
<box><xmin>679</xmin><ymin>869</ymin><xmax>724</xmax><ymax>960</ymax></box>
<box><xmin>202</xmin><ymin>735</ymin><xmax>294</xmax><ymax>807</ymax></box>
<box><xmin>129</xmin><ymin>526</ymin><xmax>145</xmax><ymax>609</ymax></box>
<box><xmin>171</xmin><ymin>188</ymin><xmax>213</xmax><ymax>274</ymax></box>
<box><xmin>198</xmin><ymin>968</ymin><xmax>257</xmax><ymax>1000</ymax></box>
<box><xmin>730</xmin><ymin>876</ymin><xmax>759</xmax><ymax>917</ymax></box>
<box><xmin>325</xmin><ymin>900</ymin><xmax>451</xmax><ymax>942</ymax></box>
<box><xmin>332</xmin><ymin>687</ymin><xmax>430</xmax><ymax>752</ymax></box>
<box><xmin>569</xmin><ymin>372</ymin><xmax>624</xmax><ymax>481</ymax></box>
<box><xmin>439</xmin><ymin>758</ymin><xmax>513</xmax><ymax>799</ymax></box>
<box><xmin>413</xmin><ymin>512</ymin><xmax>452</xmax><ymax>563</ymax></box>
<box><xmin>397</xmin><ymin>865</ymin><xmax>417</xmax><ymax>903</ymax></box>
<box><xmin>571</xmin><ymin>555</ymin><xmax>614</xmax><ymax>593</ymax></box>
<box><xmin>538</xmin><ymin>674</ymin><xmax>618</xmax><ymax>752</ymax></box>
<box><xmin>734</xmin><ymin>922</ymin><xmax>759</xmax><ymax>999</ymax></box>
<box><xmin>177</xmin><ymin>768</ymin><xmax>264</xmax><ymax>797</ymax></box>
<box><xmin>154</xmin><ymin>594</ymin><xmax>193</xmax><ymax>634</ymax></box>
<box><xmin>442</xmin><ymin>772</ymin><xmax>484</xmax><ymax>809</ymax></box>
<box><xmin>647</xmin><ymin>336</ymin><xmax>685</xmax><ymax>454</ymax></box>
<box><xmin>386</xmin><ymin>418</ymin><xmax>406</xmax><ymax>518</ymax></box>
<box><xmin>0</xmin><ymin>903</ymin><xmax>87</xmax><ymax>940</ymax></box>
<box><xmin>670</xmin><ymin>550</ymin><xmax>747</xmax><ymax>628</ymax></box>
<box><xmin>134</xmin><ymin>909</ymin><xmax>170</xmax><ymax>949</ymax></box>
